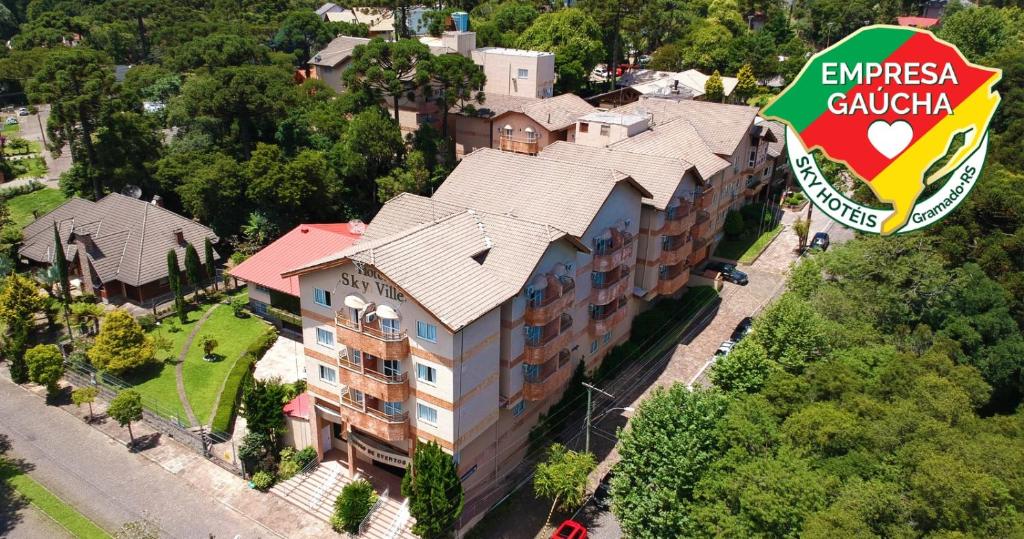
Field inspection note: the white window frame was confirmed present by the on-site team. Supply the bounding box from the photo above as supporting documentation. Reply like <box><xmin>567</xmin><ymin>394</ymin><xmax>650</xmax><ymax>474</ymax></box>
<box><xmin>416</xmin><ymin>321</ymin><xmax>438</xmax><ymax>343</ymax></box>
<box><xmin>316</xmin><ymin>327</ymin><xmax>335</xmax><ymax>348</ymax></box>
<box><xmin>590</xmin><ymin>340</ymin><xmax>599</xmax><ymax>353</ymax></box>
<box><xmin>313</xmin><ymin>287</ymin><xmax>332</xmax><ymax>308</ymax></box>
<box><xmin>417</xmin><ymin>403</ymin><xmax>439</xmax><ymax>425</ymax></box>
<box><xmin>416</xmin><ymin>363</ymin><xmax>437</xmax><ymax>385</ymax></box>
<box><xmin>512</xmin><ymin>400</ymin><xmax>526</xmax><ymax>417</ymax></box>
<box><xmin>318</xmin><ymin>364</ymin><xmax>337</xmax><ymax>384</ymax></box>
<box><xmin>600</xmin><ymin>124</ymin><xmax>610</xmax><ymax>136</ymax></box>
<box><xmin>517</xmin><ymin>68</ymin><xmax>529</xmax><ymax>79</ymax></box>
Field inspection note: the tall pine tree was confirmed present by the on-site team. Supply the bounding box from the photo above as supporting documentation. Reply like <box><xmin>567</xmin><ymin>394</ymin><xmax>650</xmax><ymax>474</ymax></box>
<box><xmin>52</xmin><ymin>222</ymin><xmax>73</xmax><ymax>335</ymax></box>
<box><xmin>204</xmin><ymin>237</ymin><xmax>217</xmax><ymax>291</ymax></box>
<box><xmin>167</xmin><ymin>250</ymin><xmax>186</xmax><ymax>323</ymax></box>
<box><xmin>184</xmin><ymin>243</ymin><xmax>203</xmax><ymax>300</ymax></box>
<box><xmin>401</xmin><ymin>441</ymin><xmax>464</xmax><ymax>539</ymax></box>
<box><xmin>705</xmin><ymin>70</ymin><xmax>725</xmax><ymax>103</ymax></box>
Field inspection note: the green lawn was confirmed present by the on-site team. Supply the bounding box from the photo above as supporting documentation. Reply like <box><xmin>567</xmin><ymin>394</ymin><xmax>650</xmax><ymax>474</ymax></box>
<box><xmin>3</xmin><ymin>139</ymin><xmax>42</xmax><ymax>156</ymax></box>
<box><xmin>7</xmin><ymin>189</ymin><xmax>67</xmax><ymax>228</ymax></box>
<box><xmin>0</xmin><ymin>122</ymin><xmax>19</xmax><ymax>136</ymax></box>
<box><xmin>1</xmin><ymin>459</ymin><xmax>111</xmax><ymax>538</ymax></box>
<box><xmin>714</xmin><ymin>224</ymin><xmax>783</xmax><ymax>264</ymax></box>
<box><xmin>12</xmin><ymin>157</ymin><xmax>47</xmax><ymax>179</ymax></box>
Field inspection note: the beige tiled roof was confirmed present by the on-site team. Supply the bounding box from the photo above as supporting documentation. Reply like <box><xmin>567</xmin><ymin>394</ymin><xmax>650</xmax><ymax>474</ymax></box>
<box><xmin>515</xmin><ymin>93</ymin><xmax>597</xmax><ymax>131</ymax></box>
<box><xmin>286</xmin><ymin>193</ymin><xmax>578</xmax><ymax>330</ymax></box>
<box><xmin>309</xmin><ymin>36</ymin><xmax>371</xmax><ymax>67</ymax></box>
<box><xmin>450</xmin><ymin>92</ymin><xmax>541</xmax><ymax>118</ymax></box>
<box><xmin>20</xmin><ymin>193</ymin><xmax>218</xmax><ymax>287</ymax></box>
<box><xmin>538</xmin><ymin>141</ymin><xmax>698</xmax><ymax>210</ymax></box>
<box><xmin>433</xmin><ymin>148</ymin><xmax>651</xmax><ymax>237</ymax></box>
<box><xmin>609</xmin><ymin>118</ymin><xmax>730</xmax><ymax>180</ymax></box>
<box><xmin>763</xmin><ymin>119</ymin><xmax>787</xmax><ymax>158</ymax></box>
<box><xmin>610</xmin><ymin>97</ymin><xmax>759</xmax><ymax>155</ymax></box>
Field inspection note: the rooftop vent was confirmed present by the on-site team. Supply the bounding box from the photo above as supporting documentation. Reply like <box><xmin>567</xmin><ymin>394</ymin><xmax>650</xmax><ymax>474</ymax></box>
<box><xmin>173</xmin><ymin>229</ymin><xmax>185</xmax><ymax>245</ymax></box>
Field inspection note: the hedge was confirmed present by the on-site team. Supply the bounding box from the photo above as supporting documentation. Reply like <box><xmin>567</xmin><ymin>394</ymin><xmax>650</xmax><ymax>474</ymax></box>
<box><xmin>210</xmin><ymin>327</ymin><xmax>279</xmax><ymax>434</ymax></box>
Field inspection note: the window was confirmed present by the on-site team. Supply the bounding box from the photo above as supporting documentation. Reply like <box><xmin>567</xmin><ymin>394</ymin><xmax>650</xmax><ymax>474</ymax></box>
<box><xmin>591</xmin><ymin>339</ymin><xmax>599</xmax><ymax>353</ymax></box>
<box><xmin>313</xmin><ymin>287</ymin><xmax>332</xmax><ymax>307</ymax></box>
<box><xmin>525</xmin><ymin>325</ymin><xmax>542</xmax><ymax>345</ymax></box>
<box><xmin>348</xmin><ymin>388</ymin><xmax>364</xmax><ymax>404</ymax></box>
<box><xmin>418</xmin><ymin>403</ymin><xmax>438</xmax><ymax>425</ymax></box>
<box><xmin>383</xmin><ymin>401</ymin><xmax>403</xmax><ymax>416</ymax></box>
<box><xmin>512</xmin><ymin>400</ymin><xmax>526</xmax><ymax>417</ymax></box>
<box><xmin>332</xmin><ymin>422</ymin><xmax>343</xmax><ymax>439</ymax></box>
<box><xmin>381</xmin><ymin>318</ymin><xmax>400</xmax><ymax>337</ymax></box>
<box><xmin>417</xmin><ymin>363</ymin><xmax>437</xmax><ymax>384</ymax></box>
<box><xmin>748</xmin><ymin>149</ymin><xmax>757</xmax><ymax>167</ymax></box>
<box><xmin>603</xmin><ymin>332</ymin><xmax>612</xmax><ymax>344</ymax></box>
<box><xmin>316</xmin><ymin>327</ymin><xmax>334</xmax><ymax>348</ymax></box>
<box><xmin>350</xmin><ymin>349</ymin><xmax>362</xmax><ymax>365</ymax></box>
<box><xmin>517</xmin><ymin>68</ymin><xmax>529</xmax><ymax>79</ymax></box>
<box><xmin>522</xmin><ymin>363</ymin><xmax>540</xmax><ymax>382</ymax></box>
<box><xmin>252</xmin><ymin>301</ymin><xmax>267</xmax><ymax>316</ymax></box>
<box><xmin>591</xmin><ymin>271</ymin><xmax>606</xmax><ymax>287</ymax></box>
<box><xmin>600</xmin><ymin>124</ymin><xmax>610</xmax><ymax>136</ymax></box>
<box><xmin>382</xmin><ymin>359</ymin><xmax>400</xmax><ymax>378</ymax></box>
<box><xmin>319</xmin><ymin>364</ymin><xmax>337</xmax><ymax>384</ymax></box>
<box><xmin>417</xmin><ymin>321</ymin><xmax>438</xmax><ymax>342</ymax></box>
<box><xmin>579</xmin><ymin>122</ymin><xmax>589</xmax><ymax>133</ymax></box>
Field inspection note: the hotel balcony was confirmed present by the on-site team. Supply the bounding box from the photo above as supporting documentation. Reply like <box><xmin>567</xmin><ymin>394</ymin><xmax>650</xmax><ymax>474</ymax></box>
<box><xmin>524</xmin><ymin>313</ymin><xmax>574</xmax><ymax>364</ymax></box>
<box><xmin>592</xmin><ymin>230</ymin><xmax>635</xmax><ymax>272</ymax></box>
<box><xmin>340</xmin><ymin>394</ymin><xmax>409</xmax><ymax>442</ymax></box>
<box><xmin>687</xmin><ymin>242</ymin><xmax>710</xmax><ymax>267</ymax></box>
<box><xmin>660</xmin><ymin>202</ymin><xmax>696</xmax><ymax>236</ymax></box>
<box><xmin>743</xmin><ymin>176</ymin><xmax>767</xmax><ymax>198</ymax></box>
<box><xmin>590</xmin><ymin>266</ymin><xmax>631</xmax><ymax>306</ymax></box>
<box><xmin>523</xmin><ymin>350</ymin><xmax>573</xmax><ymax>401</ymax></box>
<box><xmin>691</xmin><ymin>212</ymin><xmax>711</xmax><ymax>240</ymax></box>
<box><xmin>524</xmin><ymin>275</ymin><xmax>575</xmax><ymax>326</ymax></box>
<box><xmin>335</xmin><ymin>313</ymin><xmax>410</xmax><ymax>360</ymax></box>
<box><xmin>657</xmin><ymin>263</ymin><xmax>690</xmax><ymax>296</ymax></box>
<box><xmin>337</xmin><ymin>350</ymin><xmax>410</xmax><ymax>403</ymax></box>
<box><xmin>695</xmin><ymin>187</ymin><xmax>715</xmax><ymax>210</ymax></box>
<box><xmin>660</xmin><ymin>234</ymin><xmax>692</xmax><ymax>266</ymax></box>
<box><xmin>499</xmin><ymin>135</ymin><xmax>539</xmax><ymax>155</ymax></box>
<box><xmin>590</xmin><ymin>297</ymin><xmax>628</xmax><ymax>336</ymax></box>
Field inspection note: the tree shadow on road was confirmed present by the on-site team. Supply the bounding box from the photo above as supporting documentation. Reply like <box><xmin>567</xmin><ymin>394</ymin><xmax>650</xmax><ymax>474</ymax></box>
<box><xmin>0</xmin><ymin>434</ymin><xmax>34</xmax><ymax>535</ymax></box>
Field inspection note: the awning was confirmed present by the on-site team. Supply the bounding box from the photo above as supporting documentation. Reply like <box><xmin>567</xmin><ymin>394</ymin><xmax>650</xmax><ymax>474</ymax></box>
<box><xmin>344</xmin><ymin>295</ymin><xmax>366</xmax><ymax>310</ymax></box>
<box><xmin>376</xmin><ymin>304</ymin><xmax>400</xmax><ymax>320</ymax></box>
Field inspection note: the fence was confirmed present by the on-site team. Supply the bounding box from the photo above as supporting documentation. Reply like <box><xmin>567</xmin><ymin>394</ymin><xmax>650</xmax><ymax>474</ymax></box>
<box><xmin>357</xmin><ymin>487</ymin><xmax>390</xmax><ymax>536</ymax></box>
<box><xmin>142</xmin><ymin>271</ymin><xmax>243</xmax><ymax>320</ymax></box>
<box><xmin>63</xmin><ymin>360</ymin><xmax>243</xmax><ymax>477</ymax></box>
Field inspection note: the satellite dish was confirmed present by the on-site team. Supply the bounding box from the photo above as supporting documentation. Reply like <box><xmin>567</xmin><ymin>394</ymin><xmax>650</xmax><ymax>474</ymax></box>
<box><xmin>122</xmin><ymin>184</ymin><xmax>143</xmax><ymax>199</ymax></box>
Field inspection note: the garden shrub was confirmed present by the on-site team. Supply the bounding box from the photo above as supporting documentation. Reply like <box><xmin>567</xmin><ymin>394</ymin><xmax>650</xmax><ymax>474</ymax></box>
<box><xmin>294</xmin><ymin>446</ymin><xmax>317</xmax><ymax>469</ymax></box>
<box><xmin>724</xmin><ymin>210</ymin><xmax>745</xmax><ymax>238</ymax></box>
<box><xmin>277</xmin><ymin>448</ymin><xmax>300</xmax><ymax>480</ymax></box>
<box><xmin>210</xmin><ymin>326</ymin><xmax>279</xmax><ymax>434</ymax></box>
<box><xmin>0</xmin><ymin>179</ymin><xmax>43</xmax><ymax>198</ymax></box>
<box><xmin>231</xmin><ymin>296</ymin><xmax>248</xmax><ymax>317</ymax></box>
<box><xmin>251</xmin><ymin>470</ymin><xmax>275</xmax><ymax>491</ymax></box>
<box><xmin>137</xmin><ymin>314</ymin><xmax>157</xmax><ymax>332</ymax></box>
<box><xmin>331</xmin><ymin>479</ymin><xmax>377</xmax><ymax>533</ymax></box>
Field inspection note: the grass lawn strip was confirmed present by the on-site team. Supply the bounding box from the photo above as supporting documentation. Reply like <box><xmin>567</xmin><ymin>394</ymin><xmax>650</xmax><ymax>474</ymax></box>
<box><xmin>714</xmin><ymin>224</ymin><xmax>783</xmax><ymax>264</ymax></box>
<box><xmin>1</xmin><ymin>459</ymin><xmax>111</xmax><ymax>538</ymax></box>
<box><xmin>182</xmin><ymin>296</ymin><xmax>269</xmax><ymax>423</ymax></box>
<box><xmin>737</xmin><ymin>225</ymin><xmax>783</xmax><ymax>264</ymax></box>
<box><xmin>6</xmin><ymin>188</ymin><xmax>67</xmax><ymax>229</ymax></box>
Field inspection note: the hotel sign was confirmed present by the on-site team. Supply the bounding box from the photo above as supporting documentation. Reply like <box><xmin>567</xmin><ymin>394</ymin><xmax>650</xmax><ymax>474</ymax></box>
<box><xmin>340</xmin><ymin>264</ymin><xmax>406</xmax><ymax>303</ymax></box>
<box><xmin>349</xmin><ymin>432</ymin><xmax>411</xmax><ymax>468</ymax></box>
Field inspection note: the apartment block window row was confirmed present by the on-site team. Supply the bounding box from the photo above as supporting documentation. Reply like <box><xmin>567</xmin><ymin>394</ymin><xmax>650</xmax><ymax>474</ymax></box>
<box><xmin>416</xmin><ymin>321</ymin><xmax>438</xmax><ymax>342</ymax></box>
<box><xmin>417</xmin><ymin>403</ymin><xmax>438</xmax><ymax>425</ymax></box>
<box><xmin>314</xmin><ymin>287</ymin><xmax>332</xmax><ymax>307</ymax></box>
<box><xmin>316</xmin><ymin>327</ymin><xmax>334</xmax><ymax>348</ymax></box>
<box><xmin>417</xmin><ymin>363</ymin><xmax>437</xmax><ymax>384</ymax></box>
<box><xmin>319</xmin><ymin>364</ymin><xmax>337</xmax><ymax>384</ymax></box>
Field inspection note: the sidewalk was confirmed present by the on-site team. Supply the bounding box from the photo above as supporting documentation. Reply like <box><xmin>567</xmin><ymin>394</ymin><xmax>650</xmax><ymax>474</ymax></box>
<box><xmin>0</xmin><ymin>369</ymin><xmax>329</xmax><ymax>537</ymax></box>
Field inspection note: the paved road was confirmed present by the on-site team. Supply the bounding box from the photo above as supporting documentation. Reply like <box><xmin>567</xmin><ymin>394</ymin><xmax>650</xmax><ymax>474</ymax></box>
<box><xmin>4</xmin><ymin>104</ymin><xmax>71</xmax><ymax>184</ymax></box>
<box><xmin>0</xmin><ymin>373</ymin><xmax>277</xmax><ymax>538</ymax></box>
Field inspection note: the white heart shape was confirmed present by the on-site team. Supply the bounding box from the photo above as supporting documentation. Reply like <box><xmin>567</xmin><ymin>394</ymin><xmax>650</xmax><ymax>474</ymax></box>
<box><xmin>867</xmin><ymin>120</ymin><xmax>914</xmax><ymax>159</ymax></box>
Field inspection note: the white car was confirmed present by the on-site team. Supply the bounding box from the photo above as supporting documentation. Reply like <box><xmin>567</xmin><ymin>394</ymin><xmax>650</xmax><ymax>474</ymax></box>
<box><xmin>4</xmin><ymin>116</ymin><xmax>17</xmax><ymax>126</ymax></box>
<box><xmin>593</xmin><ymin>65</ymin><xmax>608</xmax><ymax>78</ymax></box>
<box><xmin>714</xmin><ymin>341</ymin><xmax>735</xmax><ymax>357</ymax></box>
<box><xmin>16</xmin><ymin>107</ymin><xmax>29</xmax><ymax>116</ymax></box>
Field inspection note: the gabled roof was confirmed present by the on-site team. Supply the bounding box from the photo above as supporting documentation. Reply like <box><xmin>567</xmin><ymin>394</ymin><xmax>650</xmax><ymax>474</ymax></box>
<box><xmin>20</xmin><ymin>193</ymin><xmax>218</xmax><ymax>287</ymax></box>
<box><xmin>608</xmin><ymin>117</ymin><xmax>731</xmax><ymax>179</ymax></box>
<box><xmin>315</xmin><ymin>2</ymin><xmax>341</xmax><ymax>16</ymax></box>
<box><xmin>610</xmin><ymin>97</ymin><xmax>760</xmax><ymax>155</ymax></box>
<box><xmin>761</xmin><ymin>119</ymin><xmax>787</xmax><ymax>158</ymax></box>
<box><xmin>284</xmin><ymin>193</ymin><xmax>584</xmax><ymax>331</ymax></box>
<box><xmin>451</xmin><ymin>92</ymin><xmax>541</xmax><ymax>118</ymax></box>
<box><xmin>491</xmin><ymin>93</ymin><xmax>597</xmax><ymax>132</ymax></box>
<box><xmin>538</xmin><ymin>141</ymin><xmax>700</xmax><ymax>210</ymax></box>
<box><xmin>309</xmin><ymin>36</ymin><xmax>371</xmax><ymax>67</ymax></box>
<box><xmin>628</xmin><ymin>69</ymin><xmax>739</xmax><ymax>99</ymax></box>
<box><xmin>325</xmin><ymin>8</ymin><xmax>395</xmax><ymax>33</ymax></box>
<box><xmin>229</xmin><ymin>223</ymin><xmax>363</xmax><ymax>296</ymax></box>
<box><xmin>433</xmin><ymin>148</ymin><xmax>651</xmax><ymax>237</ymax></box>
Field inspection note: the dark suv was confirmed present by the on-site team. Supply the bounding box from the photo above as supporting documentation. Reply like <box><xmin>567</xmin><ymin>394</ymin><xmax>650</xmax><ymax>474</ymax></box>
<box><xmin>705</xmin><ymin>261</ymin><xmax>749</xmax><ymax>285</ymax></box>
<box><xmin>731</xmin><ymin>317</ymin><xmax>753</xmax><ymax>341</ymax></box>
<box><xmin>810</xmin><ymin>232</ymin><xmax>830</xmax><ymax>251</ymax></box>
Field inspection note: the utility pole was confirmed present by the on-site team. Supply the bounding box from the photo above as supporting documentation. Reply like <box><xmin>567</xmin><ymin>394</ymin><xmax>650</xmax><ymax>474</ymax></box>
<box><xmin>582</xmin><ymin>382</ymin><xmax>615</xmax><ymax>454</ymax></box>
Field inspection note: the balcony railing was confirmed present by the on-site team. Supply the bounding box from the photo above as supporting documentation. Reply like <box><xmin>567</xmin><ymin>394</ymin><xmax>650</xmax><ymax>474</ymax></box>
<box><xmin>336</xmin><ymin>314</ymin><xmax>407</xmax><ymax>342</ymax></box>
<box><xmin>499</xmin><ymin>135</ymin><xmax>539</xmax><ymax>155</ymax></box>
<box><xmin>591</xmin><ymin>267</ymin><xmax>631</xmax><ymax>306</ymax></box>
<box><xmin>524</xmin><ymin>314</ymin><xmax>574</xmax><ymax>364</ymax></box>
<box><xmin>523</xmin><ymin>350</ymin><xmax>573</xmax><ymax>401</ymax></box>
<box><xmin>657</xmin><ymin>263</ymin><xmax>690</xmax><ymax>296</ymax></box>
<box><xmin>339</xmin><ymin>394</ymin><xmax>409</xmax><ymax>441</ymax></box>
<box><xmin>592</xmin><ymin>231</ymin><xmax>635</xmax><ymax>272</ymax></box>
<box><xmin>335</xmin><ymin>313</ymin><xmax>410</xmax><ymax>360</ymax></box>
<box><xmin>661</xmin><ymin>202</ymin><xmax>697</xmax><ymax>235</ymax></box>
<box><xmin>338</xmin><ymin>350</ymin><xmax>410</xmax><ymax>402</ymax></box>
<box><xmin>525</xmin><ymin>275</ymin><xmax>575</xmax><ymax>326</ymax></box>
<box><xmin>660</xmin><ymin>235</ymin><xmax>691</xmax><ymax>266</ymax></box>
<box><xmin>695</xmin><ymin>187</ymin><xmax>715</xmax><ymax>210</ymax></box>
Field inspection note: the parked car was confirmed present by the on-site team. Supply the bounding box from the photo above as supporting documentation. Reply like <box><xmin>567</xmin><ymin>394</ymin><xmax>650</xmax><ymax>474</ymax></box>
<box><xmin>16</xmin><ymin>107</ymin><xmax>29</xmax><ymax>116</ymax></box>
<box><xmin>714</xmin><ymin>340</ymin><xmax>735</xmax><ymax>356</ymax></box>
<box><xmin>594</xmin><ymin>471</ymin><xmax>614</xmax><ymax>511</ymax></box>
<box><xmin>552</xmin><ymin>520</ymin><xmax>587</xmax><ymax>539</ymax></box>
<box><xmin>4</xmin><ymin>116</ymin><xmax>17</xmax><ymax>126</ymax></box>
<box><xmin>705</xmin><ymin>261</ymin><xmax>749</xmax><ymax>285</ymax></box>
<box><xmin>593</xmin><ymin>65</ymin><xmax>608</xmax><ymax>78</ymax></box>
<box><xmin>731</xmin><ymin>317</ymin><xmax>753</xmax><ymax>342</ymax></box>
<box><xmin>810</xmin><ymin>232</ymin><xmax>830</xmax><ymax>251</ymax></box>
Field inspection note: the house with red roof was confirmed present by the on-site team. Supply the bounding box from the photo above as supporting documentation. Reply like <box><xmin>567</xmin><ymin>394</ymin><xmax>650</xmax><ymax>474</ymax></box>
<box><xmin>229</xmin><ymin>222</ymin><xmax>364</xmax><ymax>332</ymax></box>
<box><xmin>897</xmin><ymin>16</ymin><xmax>939</xmax><ymax>28</ymax></box>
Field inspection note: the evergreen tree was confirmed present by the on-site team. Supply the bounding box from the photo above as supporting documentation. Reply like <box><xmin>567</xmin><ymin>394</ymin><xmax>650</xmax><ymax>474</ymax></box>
<box><xmin>204</xmin><ymin>237</ymin><xmax>217</xmax><ymax>291</ymax></box>
<box><xmin>735</xmin><ymin>63</ymin><xmax>758</xmax><ymax>102</ymax></box>
<box><xmin>87</xmin><ymin>310</ymin><xmax>156</xmax><ymax>374</ymax></box>
<box><xmin>52</xmin><ymin>222</ymin><xmax>73</xmax><ymax>336</ymax></box>
<box><xmin>0</xmin><ymin>274</ymin><xmax>46</xmax><ymax>383</ymax></box>
<box><xmin>705</xmin><ymin>70</ymin><xmax>725</xmax><ymax>102</ymax></box>
<box><xmin>167</xmin><ymin>250</ymin><xmax>186</xmax><ymax>323</ymax></box>
<box><xmin>401</xmin><ymin>441</ymin><xmax>464</xmax><ymax>539</ymax></box>
<box><xmin>25</xmin><ymin>343</ymin><xmax>64</xmax><ymax>397</ymax></box>
<box><xmin>184</xmin><ymin>243</ymin><xmax>202</xmax><ymax>300</ymax></box>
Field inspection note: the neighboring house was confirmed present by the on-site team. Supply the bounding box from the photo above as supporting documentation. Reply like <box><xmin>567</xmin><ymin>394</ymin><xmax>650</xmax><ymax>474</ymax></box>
<box><xmin>229</xmin><ymin>222</ymin><xmax>364</xmax><ymax>334</ymax></box>
<box><xmin>19</xmin><ymin>193</ymin><xmax>219</xmax><ymax>305</ymax></box>
<box><xmin>897</xmin><ymin>16</ymin><xmax>940</xmax><ymax>28</ymax></box>
<box><xmin>284</xmin><ymin>149</ymin><xmax>652</xmax><ymax>531</ymax></box>
<box><xmin>308</xmin><ymin>36</ymin><xmax>372</xmax><ymax>92</ymax></box>
<box><xmin>450</xmin><ymin>92</ymin><xmax>597</xmax><ymax>157</ymax></box>
<box><xmin>630</xmin><ymin>69</ymin><xmax>740</xmax><ymax>101</ymax></box>
<box><xmin>325</xmin><ymin>8</ymin><xmax>397</xmax><ymax>38</ymax></box>
<box><xmin>471</xmin><ymin>47</ymin><xmax>555</xmax><ymax>98</ymax></box>
<box><xmin>315</xmin><ymin>2</ymin><xmax>344</xmax><ymax>18</ymax></box>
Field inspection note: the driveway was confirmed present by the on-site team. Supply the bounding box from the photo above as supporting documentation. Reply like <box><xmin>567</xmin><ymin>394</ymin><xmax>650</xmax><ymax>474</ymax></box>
<box><xmin>6</xmin><ymin>104</ymin><xmax>71</xmax><ymax>185</ymax></box>
<box><xmin>254</xmin><ymin>333</ymin><xmax>306</xmax><ymax>384</ymax></box>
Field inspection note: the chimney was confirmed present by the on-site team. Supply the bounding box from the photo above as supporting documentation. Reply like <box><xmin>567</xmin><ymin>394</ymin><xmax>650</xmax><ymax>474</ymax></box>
<box><xmin>151</xmin><ymin>194</ymin><xmax>163</xmax><ymax>207</ymax></box>
<box><xmin>173</xmin><ymin>229</ymin><xmax>185</xmax><ymax>245</ymax></box>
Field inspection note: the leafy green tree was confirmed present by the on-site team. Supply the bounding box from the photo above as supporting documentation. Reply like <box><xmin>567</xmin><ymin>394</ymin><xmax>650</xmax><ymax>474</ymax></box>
<box><xmin>167</xmin><ymin>249</ymin><xmax>186</xmax><ymax>323</ymax></box>
<box><xmin>163</xmin><ymin>33</ymin><xmax>270</xmax><ymax>72</ymax></box>
<box><xmin>711</xmin><ymin>339</ymin><xmax>775</xmax><ymax>392</ymax></box>
<box><xmin>241</xmin><ymin>377</ymin><xmax>288</xmax><ymax>441</ymax></box>
<box><xmin>938</xmin><ymin>6</ymin><xmax>1014</xmax><ymax>62</ymax></box>
<box><xmin>749</xmin><ymin>294</ymin><xmax>833</xmax><ymax>372</ymax></box>
<box><xmin>27</xmin><ymin>47</ymin><xmax>117</xmax><ymax>199</ymax></box>
<box><xmin>184</xmin><ymin>243</ymin><xmax>202</xmax><ymax>299</ymax></box>
<box><xmin>401</xmin><ymin>441</ymin><xmax>464</xmax><ymax>539</ymax></box>
<box><xmin>534</xmin><ymin>443</ymin><xmax>597</xmax><ymax>524</ymax></box>
<box><xmin>649</xmin><ymin>43</ymin><xmax>685</xmax><ymax>71</ymax></box>
<box><xmin>25</xmin><ymin>343</ymin><xmax>64</xmax><ymax>397</ymax></box>
<box><xmin>516</xmin><ymin>8</ymin><xmax>604</xmax><ymax>93</ymax></box>
<box><xmin>175</xmin><ymin>153</ymin><xmax>248</xmax><ymax>235</ymax></box>
<box><xmin>328</xmin><ymin>107</ymin><xmax>404</xmax><ymax>213</ymax></box>
<box><xmin>87</xmin><ymin>310</ymin><xmax>156</xmax><ymax>374</ymax></box>
<box><xmin>377</xmin><ymin>150</ymin><xmax>431</xmax><ymax>203</ymax></box>
<box><xmin>705</xmin><ymin>70</ymin><xmax>725</xmax><ymax>102</ymax></box>
<box><xmin>612</xmin><ymin>385</ymin><xmax>730</xmax><ymax>538</ymax></box>
<box><xmin>0</xmin><ymin>274</ymin><xmax>45</xmax><ymax>383</ymax></box>
<box><xmin>72</xmin><ymin>386</ymin><xmax>100</xmax><ymax>421</ymax></box>
<box><xmin>344</xmin><ymin>38</ymin><xmax>432</xmax><ymax>123</ymax></box>
<box><xmin>723</xmin><ymin>209</ymin><xmax>745</xmax><ymax>238</ymax></box>
<box><xmin>423</xmin><ymin>53</ymin><xmax>485</xmax><ymax>141</ymax></box>
<box><xmin>108</xmin><ymin>389</ymin><xmax>143</xmax><ymax>446</ymax></box>
<box><xmin>735</xmin><ymin>63</ymin><xmax>758</xmax><ymax>101</ymax></box>
<box><xmin>331</xmin><ymin>479</ymin><xmax>377</xmax><ymax>533</ymax></box>
<box><xmin>272</xmin><ymin>10</ymin><xmax>334</xmax><ymax>66</ymax></box>
<box><xmin>792</xmin><ymin>216</ymin><xmax>810</xmax><ymax>250</ymax></box>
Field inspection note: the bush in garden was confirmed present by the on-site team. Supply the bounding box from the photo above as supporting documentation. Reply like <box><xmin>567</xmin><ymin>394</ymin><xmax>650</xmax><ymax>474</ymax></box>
<box><xmin>294</xmin><ymin>446</ymin><xmax>317</xmax><ymax>469</ymax></box>
<box><xmin>277</xmin><ymin>448</ymin><xmax>300</xmax><ymax>480</ymax></box>
<box><xmin>251</xmin><ymin>470</ymin><xmax>275</xmax><ymax>491</ymax></box>
<box><xmin>331</xmin><ymin>479</ymin><xmax>377</xmax><ymax>533</ymax></box>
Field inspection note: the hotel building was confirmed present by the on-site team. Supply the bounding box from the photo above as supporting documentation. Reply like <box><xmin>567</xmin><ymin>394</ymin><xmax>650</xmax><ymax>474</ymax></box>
<box><xmin>282</xmin><ymin>98</ymin><xmax>778</xmax><ymax>530</ymax></box>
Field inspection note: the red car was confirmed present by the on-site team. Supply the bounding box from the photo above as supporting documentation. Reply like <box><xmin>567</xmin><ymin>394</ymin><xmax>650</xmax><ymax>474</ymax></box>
<box><xmin>552</xmin><ymin>519</ymin><xmax>587</xmax><ymax>539</ymax></box>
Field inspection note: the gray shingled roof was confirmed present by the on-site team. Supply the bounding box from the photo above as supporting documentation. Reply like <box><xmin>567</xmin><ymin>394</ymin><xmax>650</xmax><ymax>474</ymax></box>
<box><xmin>309</xmin><ymin>36</ymin><xmax>371</xmax><ymax>67</ymax></box>
<box><xmin>610</xmin><ymin>97</ymin><xmax>760</xmax><ymax>156</ymax></box>
<box><xmin>763</xmin><ymin>119</ymin><xmax>787</xmax><ymax>158</ymax></box>
<box><xmin>609</xmin><ymin>117</ymin><xmax>731</xmax><ymax>180</ymax></box>
<box><xmin>20</xmin><ymin>193</ymin><xmax>219</xmax><ymax>287</ymax></box>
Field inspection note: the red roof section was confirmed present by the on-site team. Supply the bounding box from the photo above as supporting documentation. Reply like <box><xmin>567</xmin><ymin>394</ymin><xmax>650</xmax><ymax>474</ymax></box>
<box><xmin>229</xmin><ymin>222</ymin><xmax>363</xmax><ymax>296</ymax></box>
<box><xmin>897</xmin><ymin>16</ymin><xmax>939</xmax><ymax>28</ymax></box>
<box><xmin>283</xmin><ymin>392</ymin><xmax>311</xmax><ymax>419</ymax></box>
